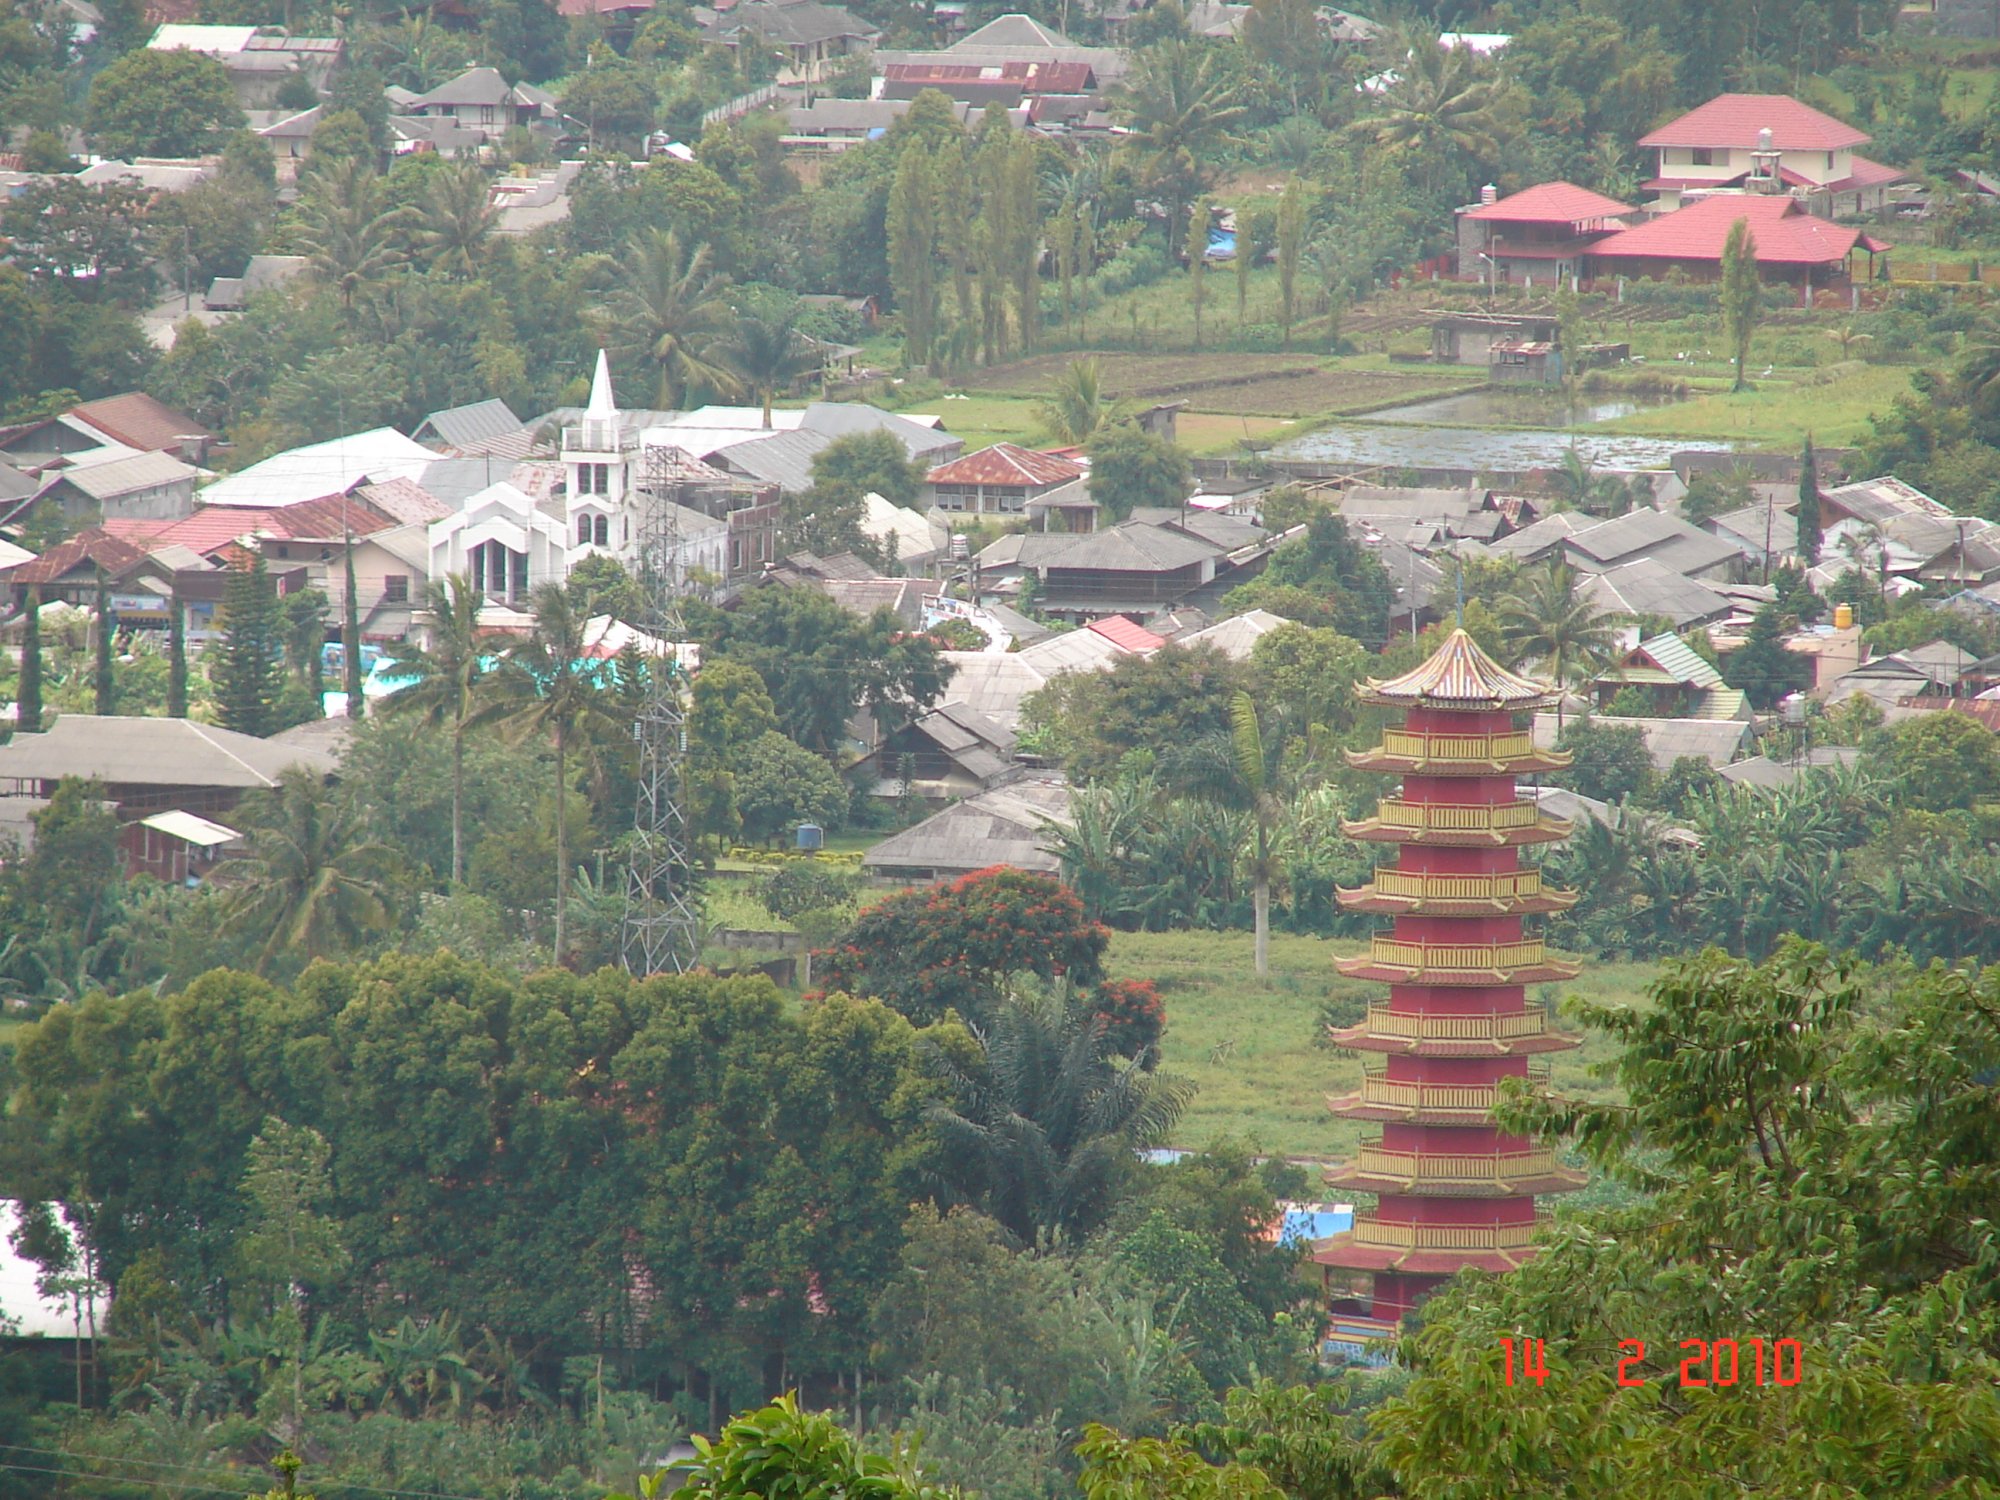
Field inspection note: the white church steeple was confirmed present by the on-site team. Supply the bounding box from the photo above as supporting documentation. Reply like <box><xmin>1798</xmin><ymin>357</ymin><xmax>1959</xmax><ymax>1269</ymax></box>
<box><xmin>563</xmin><ymin>346</ymin><xmax>637</xmax><ymax>559</ymax></box>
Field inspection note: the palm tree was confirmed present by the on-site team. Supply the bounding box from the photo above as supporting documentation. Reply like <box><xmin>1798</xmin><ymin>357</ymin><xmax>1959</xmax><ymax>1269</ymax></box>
<box><xmin>1163</xmin><ymin>692</ymin><xmax>1303</xmax><ymax>979</ymax></box>
<box><xmin>1351</xmin><ymin>28</ymin><xmax>1502</xmax><ymax>194</ymax></box>
<box><xmin>719</xmin><ymin>304</ymin><xmax>818</xmax><ymax>427</ymax></box>
<box><xmin>222</xmin><ymin>768</ymin><xmax>403</xmax><ymax>972</ymax></box>
<box><xmin>1111</xmin><ymin>37</ymin><xmax>1249</xmax><ymax>251</ymax></box>
<box><xmin>598</xmin><ymin>228</ymin><xmax>738</xmax><ymax>410</ymax></box>
<box><xmin>292</xmin><ymin>158</ymin><xmax>415</xmax><ymax>312</ymax></box>
<box><xmin>925</xmin><ymin>988</ymin><xmax>1194</xmax><ymax>1244</ymax></box>
<box><xmin>410</xmin><ymin>163</ymin><xmax>497</xmax><ymax>280</ymax></box>
<box><xmin>380</xmin><ymin>574</ymin><xmax>489</xmax><ymax>886</ymax></box>
<box><xmin>1548</xmin><ymin>447</ymin><xmax>1637</xmax><ymax>517</ymax></box>
<box><xmin>479</xmin><ymin>582</ymin><xmax>624</xmax><ymax>961</ymax></box>
<box><xmin>1496</xmin><ymin>560</ymin><xmax>1620</xmax><ymax>727</ymax></box>
<box><xmin>1035</xmin><ymin>357</ymin><xmax>1125</xmax><ymax>445</ymax></box>
<box><xmin>368</xmin><ymin>15</ymin><xmax>456</xmax><ymax>92</ymax></box>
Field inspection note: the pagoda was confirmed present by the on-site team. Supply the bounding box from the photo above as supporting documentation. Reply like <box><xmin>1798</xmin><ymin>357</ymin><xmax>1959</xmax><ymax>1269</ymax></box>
<box><xmin>1315</xmin><ymin>630</ymin><xmax>1585</xmax><ymax>1352</ymax></box>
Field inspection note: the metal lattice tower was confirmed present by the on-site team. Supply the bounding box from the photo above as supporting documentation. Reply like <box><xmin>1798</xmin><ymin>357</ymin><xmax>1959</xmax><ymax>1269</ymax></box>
<box><xmin>621</xmin><ymin>444</ymin><xmax>703</xmax><ymax>975</ymax></box>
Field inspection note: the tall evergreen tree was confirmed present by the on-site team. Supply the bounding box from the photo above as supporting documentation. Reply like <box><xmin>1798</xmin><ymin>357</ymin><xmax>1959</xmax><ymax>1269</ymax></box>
<box><xmin>214</xmin><ymin>557</ymin><xmax>284</xmax><ymax>737</ymax></box>
<box><xmin>93</xmin><ymin>569</ymin><xmax>115</xmax><ymax>716</ymax></box>
<box><xmin>887</xmin><ymin>145</ymin><xmax>939</xmax><ymax>370</ymax></box>
<box><xmin>343</xmin><ymin>541</ymin><xmax>365</xmax><ymax>720</ymax></box>
<box><xmin>167</xmin><ymin>586</ymin><xmax>188</xmax><ymax>717</ymax></box>
<box><xmin>1797</xmin><ymin>435</ymin><xmax>1824</xmax><ymax>566</ymax></box>
<box><xmin>17</xmin><ymin>585</ymin><xmax>42</xmax><ymax>734</ymax></box>
<box><xmin>1720</xmin><ymin>217</ymin><xmax>1761</xmax><ymax>392</ymax></box>
<box><xmin>1275</xmin><ymin>181</ymin><xmax>1304</xmax><ymax>349</ymax></box>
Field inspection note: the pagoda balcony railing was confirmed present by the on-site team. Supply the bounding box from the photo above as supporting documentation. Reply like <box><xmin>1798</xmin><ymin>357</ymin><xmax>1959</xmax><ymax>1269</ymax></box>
<box><xmin>1344</xmin><ymin>1216</ymin><xmax>1543</xmax><ymax>1251</ymax></box>
<box><xmin>1366</xmin><ymin>869</ymin><xmax>1550</xmax><ymax>903</ymax></box>
<box><xmin>1361</xmin><ymin>937</ymin><xmax>1550</xmax><ymax>973</ymax></box>
<box><xmin>1348</xmin><ymin>1003</ymin><xmax>1556</xmax><ymax>1042</ymax></box>
<box><xmin>1378</xmin><ymin>729</ymin><xmax>1537</xmax><ymax>763</ymax></box>
<box><xmin>1370</xmin><ymin>800</ymin><xmax>1543</xmax><ymax>834</ymax></box>
<box><xmin>1350</xmin><ymin>1066</ymin><xmax>1548</xmax><ymax>1114</ymax></box>
<box><xmin>1349</xmin><ymin>1143</ymin><xmax>1567</xmax><ymax>1186</ymax></box>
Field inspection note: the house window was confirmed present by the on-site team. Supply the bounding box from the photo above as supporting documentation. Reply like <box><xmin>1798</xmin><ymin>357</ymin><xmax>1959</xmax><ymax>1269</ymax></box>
<box><xmin>999</xmin><ymin>489</ymin><xmax>1025</xmax><ymax>512</ymax></box>
<box><xmin>579</xmin><ymin>515</ymin><xmax>592</xmax><ymax>545</ymax></box>
<box><xmin>593</xmin><ymin>515</ymin><xmax>608</xmax><ymax>546</ymax></box>
<box><xmin>732</xmin><ymin>537</ymin><xmax>744</xmax><ymax>572</ymax></box>
<box><xmin>511</xmin><ymin>549</ymin><xmax>528</xmax><ymax>600</ymax></box>
<box><xmin>384</xmin><ymin>575</ymin><xmax>409</xmax><ymax>603</ymax></box>
<box><xmin>1827</xmin><ymin>151</ymin><xmax>1836</xmax><ymax>170</ymax></box>
<box><xmin>480</xmin><ymin>105</ymin><xmax>496</xmax><ymax>124</ymax></box>
<box><xmin>276</xmin><ymin>545</ymin><xmax>289</xmax><ymax>558</ymax></box>
<box><xmin>1691</xmin><ymin>147</ymin><xmax>1718</xmax><ymax>166</ymax></box>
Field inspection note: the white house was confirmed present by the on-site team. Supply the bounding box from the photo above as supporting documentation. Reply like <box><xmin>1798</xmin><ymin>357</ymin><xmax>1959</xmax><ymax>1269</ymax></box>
<box><xmin>427</xmin><ymin>479</ymin><xmax>569</xmax><ymax>608</ymax></box>
<box><xmin>1638</xmin><ymin>93</ymin><xmax>1904</xmax><ymax>215</ymax></box>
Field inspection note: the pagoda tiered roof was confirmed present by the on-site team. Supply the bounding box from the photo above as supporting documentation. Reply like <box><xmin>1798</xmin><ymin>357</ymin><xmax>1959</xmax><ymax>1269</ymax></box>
<box><xmin>1358</xmin><ymin>629</ymin><xmax>1561</xmax><ymax>711</ymax></box>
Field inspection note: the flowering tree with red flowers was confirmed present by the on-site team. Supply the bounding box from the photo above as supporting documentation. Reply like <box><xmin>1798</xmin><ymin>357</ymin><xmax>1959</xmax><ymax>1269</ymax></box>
<box><xmin>814</xmin><ymin>867</ymin><xmax>1162</xmax><ymax>1047</ymax></box>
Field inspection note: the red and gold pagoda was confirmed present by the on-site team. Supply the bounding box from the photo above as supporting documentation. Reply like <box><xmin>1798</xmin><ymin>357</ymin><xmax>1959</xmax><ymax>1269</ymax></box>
<box><xmin>1314</xmin><ymin>630</ymin><xmax>1585</xmax><ymax>1350</ymax></box>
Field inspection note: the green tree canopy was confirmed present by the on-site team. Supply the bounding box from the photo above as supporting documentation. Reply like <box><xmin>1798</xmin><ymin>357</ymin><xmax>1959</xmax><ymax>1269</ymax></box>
<box><xmin>1085</xmin><ymin>425</ymin><xmax>1194</xmax><ymax>521</ymax></box>
<box><xmin>86</xmin><ymin>46</ymin><xmax>242</xmax><ymax>160</ymax></box>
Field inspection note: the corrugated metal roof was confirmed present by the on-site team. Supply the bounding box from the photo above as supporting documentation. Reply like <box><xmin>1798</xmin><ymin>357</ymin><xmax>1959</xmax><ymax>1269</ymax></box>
<box><xmin>415</xmin><ymin>398</ymin><xmax>524</xmax><ymax>451</ymax></box>
<box><xmin>68</xmin><ymin>392</ymin><xmax>212</xmax><ymax>451</ymax></box>
<box><xmin>862</xmin><ymin>776</ymin><xmax>1069</xmax><ymax>876</ymax></box>
<box><xmin>1085</xmin><ymin>615</ymin><xmax>1165</xmax><ymax>653</ymax></box>
<box><xmin>52</xmin><ymin>449</ymin><xmax>196</xmax><ymax>500</ymax></box>
<box><xmin>1639</xmin><ymin>93</ymin><xmax>1870</xmax><ymax>150</ymax></box>
<box><xmin>1582</xmin><ymin>559</ymin><xmax>1732</xmax><ymax>627</ymax></box>
<box><xmin>0</xmin><ymin>714</ymin><xmax>337</xmax><ymax>787</ymax></box>
<box><xmin>139</xmin><ymin>809</ymin><xmax>243</xmax><ymax>846</ymax></box>
<box><xmin>1621</xmin><ymin>632</ymin><xmax>1724</xmax><ymax>689</ymax></box>
<box><xmin>928</xmin><ymin>442</ymin><xmax>1084</xmax><ymax>488</ymax></box>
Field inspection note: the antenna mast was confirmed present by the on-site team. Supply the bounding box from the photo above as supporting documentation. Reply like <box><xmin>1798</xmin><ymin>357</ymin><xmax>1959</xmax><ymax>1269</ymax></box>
<box><xmin>621</xmin><ymin>442</ymin><xmax>702</xmax><ymax>975</ymax></box>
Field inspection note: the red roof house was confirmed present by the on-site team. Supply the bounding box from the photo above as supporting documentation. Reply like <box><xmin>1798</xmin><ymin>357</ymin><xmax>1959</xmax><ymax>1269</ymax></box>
<box><xmin>1584</xmin><ymin>194</ymin><xmax>1887</xmax><ymax>289</ymax></box>
<box><xmin>926</xmin><ymin>443</ymin><xmax>1086</xmax><ymax>517</ymax></box>
<box><xmin>1456</xmin><ymin>181</ymin><xmax>1634</xmax><ymax>283</ymax></box>
<box><xmin>1085</xmin><ymin>614</ymin><xmax>1166</xmax><ymax>653</ymax></box>
<box><xmin>67</xmin><ymin>394</ymin><xmax>216</xmax><ymax>462</ymax></box>
<box><xmin>1637</xmin><ymin>93</ymin><xmax>1903</xmax><ymax>214</ymax></box>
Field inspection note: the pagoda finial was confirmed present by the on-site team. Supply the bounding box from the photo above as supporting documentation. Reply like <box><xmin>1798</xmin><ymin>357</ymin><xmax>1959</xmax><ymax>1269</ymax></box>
<box><xmin>1359</xmin><ymin>628</ymin><xmax>1559</xmax><ymax>711</ymax></box>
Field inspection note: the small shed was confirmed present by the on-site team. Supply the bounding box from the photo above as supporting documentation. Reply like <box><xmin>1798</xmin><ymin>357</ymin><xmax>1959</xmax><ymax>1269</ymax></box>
<box><xmin>121</xmin><ymin>809</ymin><xmax>244</xmax><ymax>885</ymax></box>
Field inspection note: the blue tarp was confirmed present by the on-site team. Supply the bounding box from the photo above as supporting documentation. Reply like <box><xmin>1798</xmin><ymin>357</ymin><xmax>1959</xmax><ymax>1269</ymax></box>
<box><xmin>1205</xmin><ymin>228</ymin><xmax>1236</xmax><ymax>261</ymax></box>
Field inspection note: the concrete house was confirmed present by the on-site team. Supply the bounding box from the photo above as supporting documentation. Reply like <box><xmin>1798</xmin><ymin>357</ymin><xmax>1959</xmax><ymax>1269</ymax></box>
<box><xmin>1593</xmin><ymin>632</ymin><xmax>1749</xmax><ymax>720</ymax></box>
<box><xmin>1455</xmin><ymin>181</ymin><xmax>1634</xmax><ymax>284</ymax></box>
<box><xmin>147</xmin><ymin>24</ymin><xmax>343</xmax><ymax>109</ymax></box>
<box><xmin>427</xmin><ymin>479</ymin><xmax>570</xmax><ymax>609</ymax></box>
<box><xmin>926</xmin><ymin>443</ymin><xmax>1085</xmax><ymax>516</ymax></box>
<box><xmin>404</xmin><ymin>67</ymin><xmax>563</xmax><ymax>142</ymax></box>
<box><xmin>1637</xmin><ymin>92</ymin><xmax>1904</xmax><ymax>215</ymax></box>
<box><xmin>706</xmin><ymin>1</ymin><xmax>880</xmax><ymax>83</ymax></box>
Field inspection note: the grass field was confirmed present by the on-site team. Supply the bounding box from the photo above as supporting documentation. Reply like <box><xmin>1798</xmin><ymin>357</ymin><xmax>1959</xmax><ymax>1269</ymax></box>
<box><xmin>1104</xmin><ymin>928</ymin><xmax>1654</xmax><ymax>1161</ymax></box>
<box><xmin>1593</xmin><ymin>359</ymin><xmax>1915</xmax><ymax>447</ymax></box>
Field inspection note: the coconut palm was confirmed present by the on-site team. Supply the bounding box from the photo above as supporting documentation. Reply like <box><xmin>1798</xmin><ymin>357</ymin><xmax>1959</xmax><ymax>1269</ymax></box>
<box><xmin>1111</xmin><ymin>37</ymin><xmax>1249</xmax><ymax>251</ymax></box>
<box><xmin>1496</xmin><ymin>560</ymin><xmax>1620</xmax><ymax>727</ymax></box>
<box><xmin>410</xmin><ymin>163</ymin><xmax>497</xmax><ymax>280</ymax></box>
<box><xmin>598</xmin><ymin>228</ymin><xmax>738</xmax><ymax>410</ymax></box>
<box><xmin>292</xmin><ymin>158</ymin><xmax>415</xmax><ymax>312</ymax></box>
<box><xmin>925</xmin><ymin>987</ymin><xmax>1194</xmax><ymax>1244</ymax></box>
<box><xmin>1351</xmin><ymin>28</ymin><xmax>1502</xmax><ymax>194</ymax></box>
<box><xmin>1035</xmin><ymin>357</ymin><xmax>1125</xmax><ymax>445</ymax></box>
<box><xmin>478</xmin><ymin>582</ymin><xmax>625</xmax><ymax>960</ymax></box>
<box><xmin>1548</xmin><ymin>446</ymin><xmax>1638</xmax><ymax>517</ymax></box>
<box><xmin>1162</xmin><ymin>692</ymin><xmax>1307</xmax><ymax>979</ymax></box>
<box><xmin>222</xmin><ymin>768</ymin><xmax>404</xmax><ymax>972</ymax></box>
<box><xmin>379</xmin><ymin>574</ymin><xmax>490</xmax><ymax>886</ymax></box>
<box><xmin>719</xmin><ymin>304</ymin><xmax>818</xmax><ymax>427</ymax></box>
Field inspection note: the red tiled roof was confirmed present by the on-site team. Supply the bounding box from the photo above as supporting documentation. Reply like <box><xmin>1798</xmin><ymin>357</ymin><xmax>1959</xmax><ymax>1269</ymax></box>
<box><xmin>1588</xmin><ymin>195</ymin><xmax>1862</xmax><ymax>268</ymax></box>
<box><xmin>10</xmin><ymin>528</ymin><xmax>151</xmax><ymax>584</ymax></box>
<box><xmin>1465</xmin><ymin>181</ymin><xmax>1634</xmax><ymax>224</ymax></box>
<box><xmin>1086</xmin><ymin>614</ymin><xmax>1165</xmax><ymax>653</ymax></box>
<box><xmin>927</xmin><ymin>442</ymin><xmax>1085</xmax><ymax>488</ymax></box>
<box><xmin>67</xmin><ymin>393</ymin><xmax>214</xmax><ymax>453</ymax></box>
<box><xmin>1831</xmin><ymin>154</ymin><xmax>1905</xmax><ymax>191</ymax></box>
<box><xmin>101</xmin><ymin>495</ymin><xmax>399</xmax><ymax>558</ymax></box>
<box><xmin>1639</xmin><ymin>93</ymin><xmax>1869</xmax><ymax>151</ymax></box>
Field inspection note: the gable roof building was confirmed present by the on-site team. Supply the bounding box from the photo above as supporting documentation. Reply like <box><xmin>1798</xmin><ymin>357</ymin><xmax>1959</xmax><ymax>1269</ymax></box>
<box><xmin>1585</xmin><ymin>193</ymin><xmax>1887</xmax><ymax>286</ymax></box>
<box><xmin>861</xmin><ymin>775</ymin><xmax>1070</xmax><ymax>881</ymax></box>
<box><xmin>852</xmin><ymin>700</ymin><xmax>1017</xmax><ymax>799</ymax></box>
<box><xmin>67</xmin><ymin>393</ymin><xmax>214</xmax><ymax>460</ymax></box>
<box><xmin>412</xmin><ymin>398</ymin><xmax>528</xmax><ymax>454</ymax></box>
<box><xmin>1594</xmin><ymin>631</ymin><xmax>1748</xmax><ymax>720</ymax></box>
<box><xmin>200</xmin><ymin>428</ymin><xmax>438</xmax><ymax>507</ymax></box>
<box><xmin>1560</xmin><ymin>507</ymin><xmax>1743</xmax><ymax>582</ymax></box>
<box><xmin>0</xmin><ymin>713</ymin><xmax>338</xmax><ymax>815</ymax></box>
<box><xmin>1582</xmin><ymin>557</ymin><xmax>1735</xmax><ymax>628</ymax></box>
<box><xmin>1637</xmin><ymin>92</ymin><xmax>1904</xmax><ymax>214</ymax></box>
<box><xmin>1456</xmin><ymin>180</ymin><xmax>1634</xmax><ymax>283</ymax></box>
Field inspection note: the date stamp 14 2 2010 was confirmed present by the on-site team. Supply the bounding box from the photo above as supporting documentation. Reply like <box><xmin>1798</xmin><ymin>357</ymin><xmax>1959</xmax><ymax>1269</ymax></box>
<box><xmin>1499</xmin><ymin>1337</ymin><xmax>1806</xmax><ymax>1389</ymax></box>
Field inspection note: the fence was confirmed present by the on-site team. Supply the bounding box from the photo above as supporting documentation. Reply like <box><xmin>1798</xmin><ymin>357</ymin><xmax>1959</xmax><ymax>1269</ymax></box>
<box><xmin>703</xmin><ymin>83</ymin><xmax>788</xmax><ymax>128</ymax></box>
